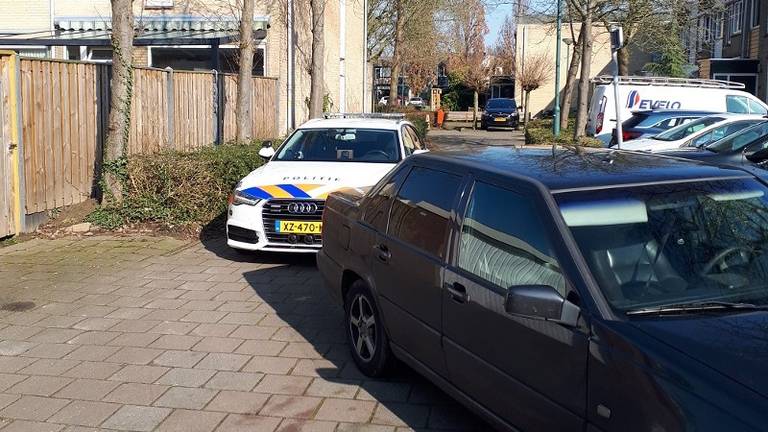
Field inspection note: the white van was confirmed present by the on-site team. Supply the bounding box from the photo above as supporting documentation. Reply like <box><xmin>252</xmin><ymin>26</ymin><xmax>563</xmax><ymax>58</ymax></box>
<box><xmin>587</xmin><ymin>76</ymin><xmax>768</xmax><ymax>145</ymax></box>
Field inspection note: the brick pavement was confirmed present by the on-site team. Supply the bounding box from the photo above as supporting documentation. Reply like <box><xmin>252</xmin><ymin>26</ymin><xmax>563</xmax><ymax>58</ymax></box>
<box><xmin>0</xmin><ymin>236</ymin><xmax>486</xmax><ymax>431</ymax></box>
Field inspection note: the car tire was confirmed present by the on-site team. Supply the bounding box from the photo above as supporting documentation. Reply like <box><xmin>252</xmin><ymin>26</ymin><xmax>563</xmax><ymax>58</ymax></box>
<box><xmin>345</xmin><ymin>280</ymin><xmax>392</xmax><ymax>377</ymax></box>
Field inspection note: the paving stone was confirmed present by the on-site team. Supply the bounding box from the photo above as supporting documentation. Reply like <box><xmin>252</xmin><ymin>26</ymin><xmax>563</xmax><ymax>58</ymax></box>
<box><xmin>215</xmin><ymin>414</ymin><xmax>282</xmax><ymax>432</ymax></box>
<box><xmin>276</xmin><ymin>419</ymin><xmax>338</xmax><ymax>432</ymax></box>
<box><xmin>105</xmin><ymin>347</ymin><xmax>164</xmax><ymax>365</ymax></box>
<box><xmin>206</xmin><ymin>390</ymin><xmax>270</xmax><ymax>414</ymax></box>
<box><xmin>290</xmin><ymin>359</ymin><xmax>342</xmax><ymax>378</ymax></box>
<box><xmin>195</xmin><ymin>353</ymin><xmax>250</xmax><ymax>371</ymax></box>
<box><xmin>259</xmin><ymin>395</ymin><xmax>323</xmax><ymax>419</ymax></box>
<box><xmin>279</xmin><ymin>343</ymin><xmax>328</xmax><ymax>359</ymax></box>
<box><xmin>64</xmin><ymin>345</ymin><xmax>121</xmax><ymax>362</ymax></box>
<box><xmin>314</xmin><ymin>399</ymin><xmax>376</xmax><ymax>423</ymax></box>
<box><xmin>72</xmin><ymin>318</ymin><xmax>121</xmax><ymax>331</ymax></box>
<box><xmin>7</xmin><ymin>376</ymin><xmax>73</xmax><ymax>396</ymax></box>
<box><xmin>102</xmin><ymin>405</ymin><xmax>172</xmax><ymax>431</ymax></box>
<box><xmin>21</xmin><ymin>343</ymin><xmax>77</xmax><ymax>359</ymax></box>
<box><xmin>236</xmin><ymin>340</ymin><xmax>287</xmax><ymax>356</ymax></box>
<box><xmin>47</xmin><ymin>400</ymin><xmax>121</xmax><ymax>427</ymax></box>
<box><xmin>150</xmin><ymin>322</ymin><xmax>198</xmax><ymax>335</ymax></box>
<box><xmin>190</xmin><ymin>324</ymin><xmax>239</xmax><ymax>338</ymax></box>
<box><xmin>306</xmin><ymin>379</ymin><xmax>360</xmax><ymax>399</ymax></box>
<box><xmin>242</xmin><ymin>356</ymin><xmax>297</xmax><ymax>375</ymax></box>
<box><xmin>53</xmin><ymin>378</ymin><xmax>120</xmax><ymax>401</ymax></box>
<box><xmin>150</xmin><ymin>335</ymin><xmax>203</xmax><ymax>350</ymax></box>
<box><xmin>154</xmin><ymin>387</ymin><xmax>218</xmax><ymax>409</ymax></box>
<box><xmin>156</xmin><ymin>368</ymin><xmax>216</xmax><ymax>387</ymax></box>
<box><xmin>0</xmin><ymin>357</ymin><xmax>36</xmax><ymax>373</ymax></box>
<box><xmin>0</xmin><ymin>326</ymin><xmax>44</xmax><ymax>342</ymax></box>
<box><xmin>192</xmin><ymin>337</ymin><xmax>243</xmax><ymax>353</ymax></box>
<box><xmin>66</xmin><ymin>331</ymin><xmax>120</xmax><ymax>346</ymax></box>
<box><xmin>220</xmin><ymin>312</ymin><xmax>266</xmax><ymax>326</ymax></box>
<box><xmin>0</xmin><ymin>393</ymin><xmax>21</xmax><ymax>410</ymax></box>
<box><xmin>180</xmin><ymin>302</ymin><xmax>224</xmax><ymax>312</ymax></box>
<box><xmin>156</xmin><ymin>409</ymin><xmax>226</xmax><ymax>432</ymax></box>
<box><xmin>253</xmin><ymin>375</ymin><xmax>312</xmax><ymax>396</ymax></box>
<box><xmin>27</xmin><ymin>328</ymin><xmax>83</xmax><ymax>344</ymax></box>
<box><xmin>0</xmin><ymin>341</ymin><xmax>36</xmax><ymax>356</ymax></box>
<box><xmin>0</xmin><ymin>395</ymin><xmax>70</xmax><ymax>421</ymax></box>
<box><xmin>104</xmin><ymin>382</ymin><xmax>170</xmax><ymax>405</ymax></box>
<box><xmin>336</xmin><ymin>424</ymin><xmax>394</xmax><ymax>432</ymax></box>
<box><xmin>62</xmin><ymin>361</ymin><xmax>123</xmax><ymax>379</ymax></box>
<box><xmin>109</xmin><ymin>365</ymin><xmax>170</xmax><ymax>384</ymax></box>
<box><xmin>18</xmin><ymin>359</ymin><xmax>80</xmax><ymax>376</ymax></box>
<box><xmin>229</xmin><ymin>325</ymin><xmax>277</xmax><ymax>340</ymax></box>
<box><xmin>356</xmin><ymin>382</ymin><xmax>411</xmax><ymax>403</ymax></box>
<box><xmin>2</xmin><ymin>420</ymin><xmax>63</xmax><ymax>432</ymax></box>
<box><xmin>109</xmin><ymin>320</ymin><xmax>161</xmax><ymax>333</ymax></box>
<box><xmin>105</xmin><ymin>308</ymin><xmax>152</xmax><ymax>320</ymax></box>
<box><xmin>152</xmin><ymin>350</ymin><xmax>206</xmax><ymax>368</ymax></box>
<box><xmin>108</xmin><ymin>332</ymin><xmax>161</xmax><ymax>347</ymax></box>
<box><xmin>0</xmin><ymin>374</ymin><xmax>28</xmax><ymax>392</ymax></box>
<box><xmin>370</xmin><ymin>403</ymin><xmax>429</xmax><ymax>428</ymax></box>
<box><xmin>204</xmin><ymin>372</ymin><xmax>263</xmax><ymax>391</ymax></box>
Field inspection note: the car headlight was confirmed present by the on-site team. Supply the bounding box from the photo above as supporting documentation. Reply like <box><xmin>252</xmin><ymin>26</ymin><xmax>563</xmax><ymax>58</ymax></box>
<box><xmin>229</xmin><ymin>190</ymin><xmax>261</xmax><ymax>206</ymax></box>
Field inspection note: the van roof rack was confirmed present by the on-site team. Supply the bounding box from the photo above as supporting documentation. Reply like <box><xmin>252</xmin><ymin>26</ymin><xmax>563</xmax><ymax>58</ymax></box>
<box><xmin>591</xmin><ymin>75</ymin><xmax>746</xmax><ymax>90</ymax></box>
<box><xmin>322</xmin><ymin>112</ymin><xmax>406</xmax><ymax>120</ymax></box>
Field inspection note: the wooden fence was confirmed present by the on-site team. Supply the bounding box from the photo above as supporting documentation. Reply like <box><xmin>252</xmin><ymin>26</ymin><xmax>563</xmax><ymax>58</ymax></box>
<box><xmin>0</xmin><ymin>54</ymin><xmax>16</xmax><ymax>237</ymax></box>
<box><xmin>0</xmin><ymin>52</ymin><xmax>281</xmax><ymax>234</ymax></box>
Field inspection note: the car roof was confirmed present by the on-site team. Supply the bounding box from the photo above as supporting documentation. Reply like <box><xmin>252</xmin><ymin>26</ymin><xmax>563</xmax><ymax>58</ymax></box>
<box><xmin>632</xmin><ymin>109</ymin><xmax>719</xmax><ymax>115</ymax></box>
<box><xmin>297</xmin><ymin>117</ymin><xmax>408</xmax><ymax>131</ymax></box>
<box><xmin>412</xmin><ymin>147</ymin><xmax>750</xmax><ymax>192</ymax></box>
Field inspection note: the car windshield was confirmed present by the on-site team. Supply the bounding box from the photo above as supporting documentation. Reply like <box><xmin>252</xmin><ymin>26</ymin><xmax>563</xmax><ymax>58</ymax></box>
<box><xmin>652</xmin><ymin>116</ymin><xmax>723</xmax><ymax>141</ymax></box>
<box><xmin>622</xmin><ymin>112</ymin><xmax>650</xmax><ymax>129</ymax></box>
<box><xmin>707</xmin><ymin>121</ymin><xmax>768</xmax><ymax>153</ymax></box>
<box><xmin>274</xmin><ymin>128</ymin><xmax>400</xmax><ymax>163</ymax></box>
<box><xmin>486</xmin><ymin>99</ymin><xmax>516</xmax><ymax>110</ymax></box>
<box><xmin>557</xmin><ymin>179</ymin><xmax>768</xmax><ymax>313</ymax></box>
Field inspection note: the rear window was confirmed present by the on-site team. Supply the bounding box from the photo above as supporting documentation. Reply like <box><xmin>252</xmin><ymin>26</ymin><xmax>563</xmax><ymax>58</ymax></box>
<box><xmin>486</xmin><ymin>99</ymin><xmax>516</xmax><ymax>110</ymax></box>
<box><xmin>653</xmin><ymin>116</ymin><xmax>724</xmax><ymax>141</ymax></box>
<box><xmin>622</xmin><ymin>113</ymin><xmax>650</xmax><ymax>129</ymax></box>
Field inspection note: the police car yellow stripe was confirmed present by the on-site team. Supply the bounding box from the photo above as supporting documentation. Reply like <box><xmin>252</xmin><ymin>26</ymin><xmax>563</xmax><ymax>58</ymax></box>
<box><xmin>259</xmin><ymin>185</ymin><xmax>293</xmax><ymax>199</ymax></box>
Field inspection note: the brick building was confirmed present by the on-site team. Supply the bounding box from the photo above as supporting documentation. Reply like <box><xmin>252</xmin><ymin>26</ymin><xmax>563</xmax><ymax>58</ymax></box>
<box><xmin>0</xmin><ymin>0</ymin><xmax>371</xmax><ymax>135</ymax></box>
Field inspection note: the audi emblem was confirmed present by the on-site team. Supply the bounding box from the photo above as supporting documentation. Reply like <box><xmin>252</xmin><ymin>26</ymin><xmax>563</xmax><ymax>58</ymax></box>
<box><xmin>287</xmin><ymin>202</ymin><xmax>318</xmax><ymax>214</ymax></box>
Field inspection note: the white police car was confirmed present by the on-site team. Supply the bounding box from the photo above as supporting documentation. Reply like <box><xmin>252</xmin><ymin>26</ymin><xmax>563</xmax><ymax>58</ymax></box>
<box><xmin>227</xmin><ymin>114</ymin><xmax>427</xmax><ymax>253</ymax></box>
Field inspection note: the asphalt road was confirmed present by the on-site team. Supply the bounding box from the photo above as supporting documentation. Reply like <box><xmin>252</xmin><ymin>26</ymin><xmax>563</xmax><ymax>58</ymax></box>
<box><xmin>427</xmin><ymin>127</ymin><xmax>525</xmax><ymax>150</ymax></box>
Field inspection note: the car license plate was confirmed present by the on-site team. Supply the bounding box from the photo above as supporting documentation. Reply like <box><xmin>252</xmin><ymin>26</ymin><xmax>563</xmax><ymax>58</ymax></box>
<box><xmin>275</xmin><ymin>220</ymin><xmax>322</xmax><ymax>234</ymax></box>
<box><xmin>494</xmin><ymin>117</ymin><xmax>506</xmax><ymax>122</ymax></box>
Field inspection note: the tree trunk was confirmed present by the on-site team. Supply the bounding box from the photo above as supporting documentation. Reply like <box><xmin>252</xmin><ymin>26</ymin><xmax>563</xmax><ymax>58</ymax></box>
<box><xmin>308</xmin><ymin>0</ymin><xmax>326</xmax><ymax>117</ymax></box>
<box><xmin>617</xmin><ymin>45</ymin><xmax>630</xmax><ymax>76</ymax></box>
<box><xmin>388</xmin><ymin>1</ymin><xmax>404</xmax><ymax>106</ymax></box>
<box><xmin>472</xmin><ymin>90</ymin><xmax>478</xmax><ymax>130</ymax></box>
<box><xmin>236</xmin><ymin>0</ymin><xmax>255</xmax><ymax>142</ymax></box>
<box><xmin>573</xmin><ymin>5</ymin><xmax>593</xmax><ymax>139</ymax></box>
<box><xmin>523</xmin><ymin>90</ymin><xmax>530</xmax><ymax>129</ymax></box>
<box><xmin>560</xmin><ymin>25</ymin><xmax>584</xmax><ymax>132</ymax></box>
<box><xmin>104</xmin><ymin>0</ymin><xmax>134</xmax><ymax>202</ymax></box>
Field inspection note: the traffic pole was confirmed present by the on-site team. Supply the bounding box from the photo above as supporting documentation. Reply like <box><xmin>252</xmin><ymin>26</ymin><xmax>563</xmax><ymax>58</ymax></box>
<box><xmin>553</xmin><ymin>0</ymin><xmax>563</xmax><ymax>137</ymax></box>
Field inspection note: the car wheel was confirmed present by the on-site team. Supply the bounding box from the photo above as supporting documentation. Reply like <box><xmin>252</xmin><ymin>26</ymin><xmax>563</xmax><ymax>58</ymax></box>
<box><xmin>345</xmin><ymin>280</ymin><xmax>392</xmax><ymax>377</ymax></box>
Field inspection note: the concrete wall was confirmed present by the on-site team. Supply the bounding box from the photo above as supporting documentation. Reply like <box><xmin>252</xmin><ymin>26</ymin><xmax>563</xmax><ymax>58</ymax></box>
<box><xmin>515</xmin><ymin>21</ymin><xmax>613</xmax><ymax>119</ymax></box>
<box><xmin>0</xmin><ymin>0</ymin><xmax>370</xmax><ymax>136</ymax></box>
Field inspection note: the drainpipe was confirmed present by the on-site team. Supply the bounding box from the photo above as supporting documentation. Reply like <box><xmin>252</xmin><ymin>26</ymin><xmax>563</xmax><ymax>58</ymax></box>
<box><xmin>362</xmin><ymin>0</ymin><xmax>368</xmax><ymax>112</ymax></box>
<box><xmin>287</xmin><ymin>0</ymin><xmax>295</xmax><ymax>131</ymax></box>
<box><xmin>49</xmin><ymin>0</ymin><xmax>55</xmax><ymax>58</ymax></box>
<box><xmin>339</xmin><ymin>0</ymin><xmax>346</xmax><ymax>113</ymax></box>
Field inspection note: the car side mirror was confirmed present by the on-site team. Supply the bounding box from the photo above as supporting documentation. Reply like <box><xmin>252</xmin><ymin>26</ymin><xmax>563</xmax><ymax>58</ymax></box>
<box><xmin>258</xmin><ymin>146</ymin><xmax>275</xmax><ymax>160</ymax></box>
<box><xmin>504</xmin><ymin>285</ymin><xmax>580</xmax><ymax>327</ymax></box>
<box><xmin>744</xmin><ymin>146</ymin><xmax>768</xmax><ymax>163</ymax></box>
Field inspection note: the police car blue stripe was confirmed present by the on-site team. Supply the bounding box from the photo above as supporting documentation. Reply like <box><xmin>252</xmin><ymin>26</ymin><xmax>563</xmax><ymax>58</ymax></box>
<box><xmin>241</xmin><ymin>187</ymin><xmax>272</xmax><ymax>200</ymax></box>
<box><xmin>277</xmin><ymin>184</ymin><xmax>311</xmax><ymax>198</ymax></box>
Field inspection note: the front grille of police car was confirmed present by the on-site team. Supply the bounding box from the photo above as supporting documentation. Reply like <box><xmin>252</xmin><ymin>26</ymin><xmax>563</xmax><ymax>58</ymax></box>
<box><xmin>262</xmin><ymin>199</ymin><xmax>325</xmax><ymax>246</ymax></box>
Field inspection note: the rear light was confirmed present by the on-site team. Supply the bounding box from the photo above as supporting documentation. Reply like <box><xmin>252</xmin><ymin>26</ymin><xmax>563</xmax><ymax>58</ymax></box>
<box><xmin>622</xmin><ymin>130</ymin><xmax>641</xmax><ymax>141</ymax></box>
<box><xmin>596</xmin><ymin>112</ymin><xmax>604</xmax><ymax>134</ymax></box>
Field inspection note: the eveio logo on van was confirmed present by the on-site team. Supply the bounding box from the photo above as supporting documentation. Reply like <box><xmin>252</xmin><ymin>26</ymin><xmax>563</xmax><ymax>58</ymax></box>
<box><xmin>626</xmin><ymin>90</ymin><xmax>682</xmax><ymax>109</ymax></box>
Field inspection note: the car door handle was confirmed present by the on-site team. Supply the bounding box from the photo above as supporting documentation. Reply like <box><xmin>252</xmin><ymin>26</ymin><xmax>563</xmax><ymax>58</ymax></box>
<box><xmin>445</xmin><ymin>282</ymin><xmax>469</xmax><ymax>303</ymax></box>
<box><xmin>374</xmin><ymin>244</ymin><xmax>391</xmax><ymax>263</ymax></box>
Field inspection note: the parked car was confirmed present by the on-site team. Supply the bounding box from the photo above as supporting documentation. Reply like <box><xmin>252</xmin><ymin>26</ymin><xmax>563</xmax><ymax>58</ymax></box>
<box><xmin>480</xmin><ymin>98</ymin><xmax>519</xmax><ymax>130</ymax></box>
<box><xmin>407</xmin><ymin>97</ymin><xmax>425</xmax><ymax>108</ymax></box>
<box><xmin>661</xmin><ymin>119</ymin><xmax>768</xmax><ymax>179</ymax></box>
<box><xmin>588</xmin><ymin>75</ymin><xmax>768</xmax><ymax>144</ymax></box>
<box><xmin>226</xmin><ymin>114</ymin><xmax>427</xmax><ymax>253</ymax></box>
<box><xmin>318</xmin><ymin>147</ymin><xmax>768</xmax><ymax>431</ymax></box>
<box><xmin>617</xmin><ymin>114</ymin><xmax>764</xmax><ymax>152</ymax></box>
<box><xmin>611</xmin><ymin>109</ymin><xmax>718</xmax><ymax>144</ymax></box>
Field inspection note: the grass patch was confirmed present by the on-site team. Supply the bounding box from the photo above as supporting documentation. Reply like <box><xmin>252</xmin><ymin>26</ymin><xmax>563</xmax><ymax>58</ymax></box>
<box><xmin>525</xmin><ymin>119</ymin><xmax>603</xmax><ymax>148</ymax></box>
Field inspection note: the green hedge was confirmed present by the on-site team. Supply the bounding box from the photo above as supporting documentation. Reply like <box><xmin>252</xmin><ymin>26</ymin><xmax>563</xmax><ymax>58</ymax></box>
<box><xmin>525</xmin><ymin>119</ymin><xmax>603</xmax><ymax>148</ymax></box>
<box><xmin>88</xmin><ymin>144</ymin><xmax>265</xmax><ymax>229</ymax></box>
<box><xmin>375</xmin><ymin>105</ymin><xmax>431</xmax><ymax>140</ymax></box>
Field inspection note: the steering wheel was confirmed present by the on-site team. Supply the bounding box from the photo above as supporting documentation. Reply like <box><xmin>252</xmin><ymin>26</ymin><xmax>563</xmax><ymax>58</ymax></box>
<box><xmin>700</xmin><ymin>246</ymin><xmax>754</xmax><ymax>275</ymax></box>
<box><xmin>362</xmin><ymin>150</ymin><xmax>390</xmax><ymax>160</ymax></box>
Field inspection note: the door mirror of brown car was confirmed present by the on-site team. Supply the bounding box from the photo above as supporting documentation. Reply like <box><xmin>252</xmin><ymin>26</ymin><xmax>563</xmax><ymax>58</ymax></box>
<box><xmin>504</xmin><ymin>285</ymin><xmax>580</xmax><ymax>327</ymax></box>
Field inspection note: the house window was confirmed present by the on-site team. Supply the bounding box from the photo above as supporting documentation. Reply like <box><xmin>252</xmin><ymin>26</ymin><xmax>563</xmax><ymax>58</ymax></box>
<box><xmin>730</xmin><ymin>0</ymin><xmax>743</xmax><ymax>35</ymax></box>
<box><xmin>750</xmin><ymin>0</ymin><xmax>760</xmax><ymax>28</ymax></box>
<box><xmin>150</xmin><ymin>47</ymin><xmax>265</xmax><ymax>75</ymax></box>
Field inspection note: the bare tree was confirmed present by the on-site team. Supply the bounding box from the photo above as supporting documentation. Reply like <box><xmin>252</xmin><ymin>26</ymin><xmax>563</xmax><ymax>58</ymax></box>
<box><xmin>559</xmin><ymin>20</ymin><xmax>583</xmax><ymax>131</ymax></box>
<box><xmin>308</xmin><ymin>0</ymin><xmax>326</xmax><ymax>117</ymax></box>
<box><xmin>104</xmin><ymin>0</ymin><xmax>135</xmax><ymax>202</ymax></box>
<box><xmin>236</xmin><ymin>0</ymin><xmax>255</xmax><ymax>142</ymax></box>
<box><xmin>491</xmin><ymin>14</ymin><xmax>515</xmax><ymax>75</ymax></box>
<box><xmin>517</xmin><ymin>51</ymin><xmax>552</xmax><ymax>128</ymax></box>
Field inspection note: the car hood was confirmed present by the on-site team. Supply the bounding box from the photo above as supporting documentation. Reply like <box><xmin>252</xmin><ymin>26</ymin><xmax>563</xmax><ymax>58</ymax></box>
<box><xmin>632</xmin><ymin>312</ymin><xmax>768</xmax><ymax>398</ymax></box>
<box><xmin>618</xmin><ymin>138</ymin><xmax>683</xmax><ymax>152</ymax></box>
<box><xmin>236</xmin><ymin>161</ymin><xmax>395</xmax><ymax>200</ymax></box>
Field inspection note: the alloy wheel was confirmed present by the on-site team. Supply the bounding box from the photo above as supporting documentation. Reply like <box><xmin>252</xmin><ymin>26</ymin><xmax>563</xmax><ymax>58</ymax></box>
<box><xmin>349</xmin><ymin>294</ymin><xmax>377</xmax><ymax>362</ymax></box>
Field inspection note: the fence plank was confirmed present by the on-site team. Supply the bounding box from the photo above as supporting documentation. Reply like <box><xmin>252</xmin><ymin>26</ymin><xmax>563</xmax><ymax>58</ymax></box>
<box><xmin>0</xmin><ymin>55</ymin><xmax>13</xmax><ymax>237</ymax></box>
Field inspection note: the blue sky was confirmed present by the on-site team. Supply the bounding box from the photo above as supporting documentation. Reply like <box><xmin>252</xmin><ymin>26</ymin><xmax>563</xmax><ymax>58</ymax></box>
<box><xmin>484</xmin><ymin>3</ymin><xmax>515</xmax><ymax>46</ymax></box>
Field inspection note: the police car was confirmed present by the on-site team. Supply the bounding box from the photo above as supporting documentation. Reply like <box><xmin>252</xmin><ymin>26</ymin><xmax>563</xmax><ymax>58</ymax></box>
<box><xmin>226</xmin><ymin>114</ymin><xmax>427</xmax><ymax>253</ymax></box>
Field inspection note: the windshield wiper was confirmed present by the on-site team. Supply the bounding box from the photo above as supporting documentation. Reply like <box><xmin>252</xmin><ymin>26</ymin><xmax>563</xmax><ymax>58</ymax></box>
<box><xmin>626</xmin><ymin>301</ymin><xmax>768</xmax><ymax>316</ymax></box>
